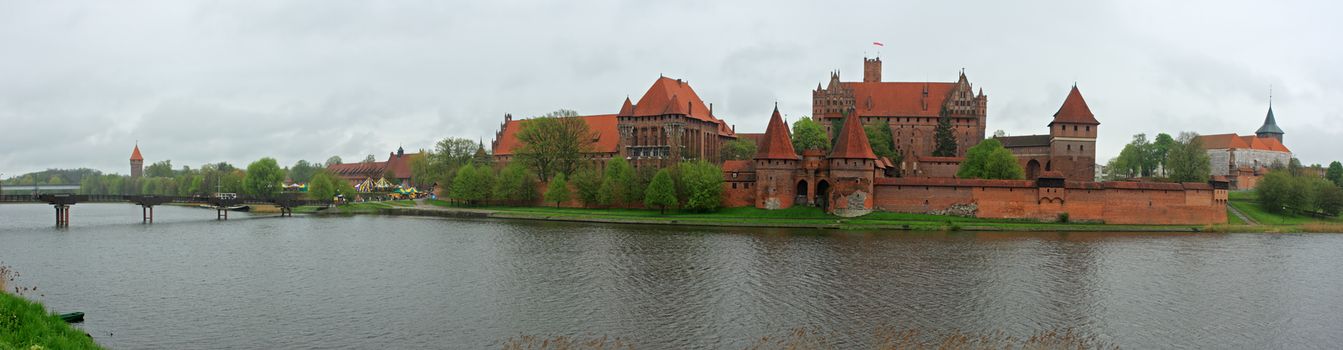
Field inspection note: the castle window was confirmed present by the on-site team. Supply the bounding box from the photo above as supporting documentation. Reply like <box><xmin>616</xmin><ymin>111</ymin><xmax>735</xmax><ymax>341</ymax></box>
<box><xmin>1086</xmin><ymin>126</ymin><xmax>1091</xmax><ymax>132</ymax></box>
<box><xmin>732</xmin><ymin>183</ymin><xmax>738</xmax><ymax>189</ymax></box>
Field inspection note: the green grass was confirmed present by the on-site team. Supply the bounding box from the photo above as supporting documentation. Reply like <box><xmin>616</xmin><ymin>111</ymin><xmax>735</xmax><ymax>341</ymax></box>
<box><xmin>1225</xmin><ymin>207</ymin><xmax>1247</xmax><ymax>225</ymax></box>
<box><xmin>290</xmin><ymin>200</ymin><xmax>417</xmax><ymax>215</ymax></box>
<box><xmin>426</xmin><ymin>199</ymin><xmax>1199</xmax><ymax>231</ymax></box>
<box><xmin>0</xmin><ymin>293</ymin><xmax>102</xmax><ymax>350</ymax></box>
<box><xmin>1223</xmin><ymin>192</ymin><xmax>1343</xmax><ymax>232</ymax></box>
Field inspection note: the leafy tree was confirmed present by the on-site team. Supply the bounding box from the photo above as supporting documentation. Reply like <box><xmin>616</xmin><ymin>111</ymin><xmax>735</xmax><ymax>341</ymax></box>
<box><xmin>542</xmin><ymin>109</ymin><xmax>578</xmax><ymax>118</ymax></box>
<box><xmin>289</xmin><ymin>160</ymin><xmax>318</xmax><ymax>183</ymax></box>
<box><xmin>644</xmin><ymin>169</ymin><xmax>677</xmax><ymax>214</ymax></box>
<box><xmin>597</xmin><ymin>158</ymin><xmax>634</xmax><ymax>207</ymax></box>
<box><xmin>933</xmin><ymin>114</ymin><xmax>957</xmax><ymax>157</ymax></box>
<box><xmin>450</xmin><ymin>164</ymin><xmax>491</xmax><ymax>205</ymax></box>
<box><xmin>791</xmin><ymin>118</ymin><xmax>829</xmax><ymax>153</ymax></box>
<box><xmin>1288</xmin><ymin>158</ymin><xmax>1303</xmax><ymax>177</ymax></box>
<box><xmin>571</xmin><ymin>167</ymin><xmax>602</xmax><ymax>207</ymax></box>
<box><xmin>1327</xmin><ymin>161</ymin><xmax>1343</xmax><ymax>187</ymax></box>
<box><xmin>363</xmin><ymin>154</ymin><xmax>378</xmax><ymax>163</ymax></box>
<box><xmin>243</xmin><ymin>158</ymin><xmax>285</xmax><ymax>198</ymax></box>
<box><xmin>993</xmin><ymin>130</ymin><xmax>1006</xmax><ymax>138</ymax></box>
<box><xmin>544</xmin><ymin>174</ymin><xmax>571</xmax><ymax>207</ymax></box>
<box><xmin>680</xmin><ymin>160</ymin><xmax>724</xmax><ymax>212</ymax></box>
<box><xmin>1258</xmin><ymin>171</ymin><xmax>1298</xmax><ymax>214</ymax></box>
<box><xmin>956</xmin><ymin>139</ymin><xmax>1024</xmax><ymax>180</ymax></box>
<box><xmin>1315</xmin><ymin>182</ymin><xmax>1343</xmax><ymax>216</ymax></box>
<box><xmin>186</xmin><ymin>175</ymin><xmax>204</xmax><ymax>196</ymax></box>
<box><xmin>1165</xmin><ymin>132</ymin><xmax>1211</xmax><ymax>183</ymax></box>
<box><xmin>1151</xmin><ymin>133</ymin><xmax>1176</xmax><ymax>176</ymax></box>
<box><xmin>864</xmin><ymin>122</ymin><xmax>897</xmax><ymax>160</ymax></box>
<box><xmin>325</xmin><ymin>156</ymin><xmax>343</xmax><ymax>166</ymax></box>
<box><xmin>492</xmin><ymin>163</ymin><xmax>536</xmax><ymax>204</ymax></box>
<box><xmin>308</xmin><ymin>170</ymin><xmax>339</xmax><ymax>203</ymax></box>
<box><xmin>145</xmin><ymin>160</ymin><xmax>174</xmax><ymax>178</ymax></box>
<box><xmin>516</xmin><ymin>114</ymin><xmax>594</xmax><ymax>181</ymax></box>
<box><xmin>720</xmin><ymin>138</ymin><xmax>758</xmax><ymax>161</ymax></box>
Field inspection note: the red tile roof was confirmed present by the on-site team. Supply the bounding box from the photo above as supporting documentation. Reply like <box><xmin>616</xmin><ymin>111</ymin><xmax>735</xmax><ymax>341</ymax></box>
<box><xmin>130</xmin><ymin>145</ymin><xmax>143</xmax><ymax>161</ymax></box>
<box><xmin>755</xmin><ymin>107</ymin><xmax>799</xmax><ymax>160</ymax></box>
<box><xmin>626</xmin><ymin>77</ymin><xmax>718</xmax><ymax>123</ymax></box>
<box><xmin>1197</xmin><ymin>133</ymin><xmax>1290</xmax><ymax>153</ymax></box>
<box><xmin>1198</xmin><ymin>134</ymin><xmax>1250</xmax><ymax>149</ymax></box>
<box><xmin>1051</xmin><ymin>86</ymin><xmax>1099</xmax><ymax>125</ymax></box>
<box><xmin>829</xmin><ymin>115</ymin><xmax>876</xmax><ymax>159</ymax></box>
<box><xmin>831</xmin><ymin>82</ymin><xmax>958</xmax><ymax>118</ymax></box>
<box><xmin>722</xmin><ymin>160</ymin><xmax>753</xmax><ymax>172</ymax></box>
<box><xmin>493</xmin><ymin>114</ymin><xmax>620</xmax><ymax>156</ymax></box>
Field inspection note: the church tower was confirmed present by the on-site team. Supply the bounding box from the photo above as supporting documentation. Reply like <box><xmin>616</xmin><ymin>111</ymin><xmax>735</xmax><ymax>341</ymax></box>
<box><xmin>130</xmin><ymin>144</ymin><xmax>144</xmax><ymax>178</ymax></box>
<box><xmin>1255</xmin><ymin>103</ymin><xmax>1285</xmax><ymax>144</ymax></box>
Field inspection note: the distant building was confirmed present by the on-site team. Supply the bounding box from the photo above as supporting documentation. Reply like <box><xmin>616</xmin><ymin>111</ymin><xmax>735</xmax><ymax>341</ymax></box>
<box><xmin>1197</xmin><ymin>105</ymin><xmax>1291</xmax><ymax>189</ymax></box>
<box><xmin>326</xmin><ymin>147</ymin><xmax>422</xmax><ymax>188</ymax></box>
<box><xmin>130</xmin><ymin>144</ymin><xmax>144</xmax><ymax>178</ymax></box>
<box><xmin>492</xmin><ymin>76</ymin><xmax>739</xmax><ymax>170</ymax></box>
<box><xmin>996</xmin><ymin>86</ymin><xmax>1100</xmax><ymax>181</ymax></box>
<box><xmin>811</xmin><ymin>57</ymin><xmax>987</xmax><ymax>172</ymax></box>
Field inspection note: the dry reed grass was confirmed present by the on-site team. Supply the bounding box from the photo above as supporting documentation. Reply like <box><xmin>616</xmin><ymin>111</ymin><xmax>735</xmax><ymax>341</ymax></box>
<box><xmin>497</xmin><ymin>327</ymin><xmax>1120</xmax><ymax>350</ymax></box>
<box><xmin>1300</xmin><ymin>223</ymin><xmax>1343</xmax><ymax>233</ymax></box>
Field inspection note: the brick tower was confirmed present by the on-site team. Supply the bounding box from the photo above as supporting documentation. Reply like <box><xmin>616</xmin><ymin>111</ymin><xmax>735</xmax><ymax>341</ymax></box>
<box><xmin>863</xmin><ymin>57</ymin><xmax>881</xmax><ymax>83</ymax></box>
<box><xmin>827</xmin><ymin>114</ymin><xmax>877</xmax><ymax>217</ymax></box>
<box><xmin>754</xmin><ymin>106</ymin><xmax>800</xmax><ymax>209</ymax></box>
<box><xmin>130</xmin><ymin>144</ymin><xmax>144</xmax><ymax>178</ymax></box>
<box><xmin>1047</xmin><ymin>85</ymin><xmax>1099</xmax><ymax>181</ymax></box>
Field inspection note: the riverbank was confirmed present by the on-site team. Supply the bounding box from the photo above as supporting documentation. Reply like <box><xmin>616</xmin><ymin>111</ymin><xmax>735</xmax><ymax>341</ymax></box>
<box><xmin>0</xmin><ymin>293</ymin><xmax>102</xmax><ymax>350</ymax></box>
<box><xmin>278</xmin><ymin>196</ymin><xmax>1343</xmax><ymax>232</ymax></box>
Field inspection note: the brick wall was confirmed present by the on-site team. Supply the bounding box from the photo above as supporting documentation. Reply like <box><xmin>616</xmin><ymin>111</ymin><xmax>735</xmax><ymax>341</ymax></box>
<box><xmin>868</xmin><ymin>178</ymin><xmax>1226</xmax><ymax>225</ymax></box>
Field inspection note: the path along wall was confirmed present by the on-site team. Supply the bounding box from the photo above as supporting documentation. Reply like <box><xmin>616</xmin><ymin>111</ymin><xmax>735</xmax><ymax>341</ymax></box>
<box><xmin>871</xmin><ymin>178</ymin><xmax>1227</xmax><ymax>225</ymax></box>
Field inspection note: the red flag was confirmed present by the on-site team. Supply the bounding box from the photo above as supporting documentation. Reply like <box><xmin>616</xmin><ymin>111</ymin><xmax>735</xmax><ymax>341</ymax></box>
<box><xmin>872</xmin><ymin>41</ymin><xmax>884</xmax><ymax>47</ymax></box>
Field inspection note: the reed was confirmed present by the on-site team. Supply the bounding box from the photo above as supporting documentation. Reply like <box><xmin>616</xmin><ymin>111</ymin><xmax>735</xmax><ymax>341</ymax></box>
<box><xmin>506</xmin><ymin>328</ymin><xmax>1117</xmax><ymax>350</ymax></box>
<box><xmin>501</xmin><ymin>335</ymin><xmax>634</xmax><ymax>350</ymax></box>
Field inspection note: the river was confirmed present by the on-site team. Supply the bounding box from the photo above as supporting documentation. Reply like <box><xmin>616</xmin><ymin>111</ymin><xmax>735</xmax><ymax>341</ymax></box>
<box><xmin>1</xmin><ymin>203</ymin><xmax>1341</xmax><ymax>349</ymax></box>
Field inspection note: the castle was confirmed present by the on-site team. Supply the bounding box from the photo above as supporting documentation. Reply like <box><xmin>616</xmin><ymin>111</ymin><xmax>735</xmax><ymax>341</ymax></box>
<box><xmin>489</xmin><ymin>57</ymin><xmax>1229</xmax><ymax>224</ymax></box>
<box><xmin>1196</xmin><ymin>103</ymin><xmax>1291</xmax><ymax>189</ymax></box>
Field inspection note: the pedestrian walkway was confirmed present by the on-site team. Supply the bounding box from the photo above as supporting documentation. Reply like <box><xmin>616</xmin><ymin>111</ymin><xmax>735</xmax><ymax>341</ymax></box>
<box><xmin>1228</xmin><ymin>205</ymin><xmax>1259</xmax><ymax>225</ymax></box>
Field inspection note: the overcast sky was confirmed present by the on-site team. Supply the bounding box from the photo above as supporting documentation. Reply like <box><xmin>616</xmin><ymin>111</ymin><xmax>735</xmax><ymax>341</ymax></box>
<box><xmin>1</xmin><ymin>0</ymin><xmax>1338</xmax><ymax>176</ymax></box>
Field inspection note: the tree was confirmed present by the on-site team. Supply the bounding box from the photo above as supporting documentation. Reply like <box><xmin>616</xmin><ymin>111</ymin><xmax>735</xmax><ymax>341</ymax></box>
<box><xmin>571</xmin><ymin>167</ymin><xmax>602</xmax><ymax>207</ymax></box>
<box><xmin>326</xmin><ymin>156</ymin><xmax>343</xmax><ymax>166</ymax></box>
<box><xmin>864</xmin><ymin>122</ymin><xmax>897</xmax><ymax>160</ymax></box>
<box><xmin>598</xmin><ymin>158</ymin><xmax>634</xmax><ymax>207</ymax></box>
<box><xmin>515</xmin><ymin>115</ymin><xmax>593</xmax><ymax>181</ymax></box>
<box><xmin>1165</xmin><ymin>132</ymin><xmax>1211</xmax><ymax>183</ymax></box>
<box><xmin>1257</xmin><ymin>171</ymin><xmax>1295</xmax><ymax>214</ymax></box>
<box><xmin>933</xmin><ymin>113</ymin><xmax>957</xmax><ymax>157</ymax></box>
<box><xmin>544</xmin><ymin>174</ymin><xmax>571</xmax><ymax>207</ymax></box>
<box><xmin>308</xmin><ymin>170</ymin><xmax>339</xmax><ymax>203</ymax></box>
<box><xmin>1151</xmin><ymin>133</ymin><xmax>1177</xmax><ymax>176</ymax></box>
<box><xmin>1315</xmin><ymin>182</ymin><xmax>1343</xmax><ymax>216</ymax></box>
<box><xmin>791</xmin><ymin>118</ymin><xmax>829</xmax><ymax>153</ymax></box>
<box><xmin>542</xmin><ymin>109</ymin><xmax>579</xmax><ymax>118</ymax></box>
<box><xmin>644</xmin><ymin>169</ymin><xmax>677</xmax><ymax>214</ymax></box>
<box><xmin>363</xmin><ymin>154</ymin><xmax>377</xmax><ymax>163</ymax></box>
<box><xmin>289</xmin><ymin>160</ymin><xmax>318</xmax><ymax>183</ymax></box>
<box><xmin>243</xmin><ymin>158</ymin><xmax>285</xmax><ymax>198</ymax></box>
<box><xmin>1288</xmin><ymin>158</ymin><xmax>1304</xmax><ymax>177</ymax></box>
<box><xmin>720</xmin><ymin>138</ymin><xmax>758</xmax><ymax>161</ymax></box>
<box><xmin>957</xmin><ymin>139</ymin><xmax>1024</xmax><ymax>180</ymax></box>
<box><xmin>450</xmin><ymin>164</ymin><xmax>491</xmax><ymax>205</ymax></box>
<box><xmin>680</xmin><ymin>160</ymin><xmax>724</xmax><ymax>212</ymax></box>
<box><xmin>1327</xmin><ymin>161</ymin><xmax>1343</xmax><ymax>187</ymax></box>
<box><xmin>492</xmin><ymin>163</ymin><xmax>536</xmax><ymax>204</ymax></box>
<box><xmin>145</xmin><ymin>160</ymin><xmax>174</xmax><ymax>178</ymax></box>
<box><xmin>993</xmin><ymin>130</ymin><xmax>1006</xmax><ymax>138</ymax></box>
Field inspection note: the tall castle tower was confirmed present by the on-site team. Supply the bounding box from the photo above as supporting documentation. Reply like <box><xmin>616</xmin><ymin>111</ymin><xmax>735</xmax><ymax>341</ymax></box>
<box><xmin>1255</xmin><ymin>103</ymin><xmax>1285</xmax><ymax>144</ymax></box>
<box><xmin>130</xmin><ymin>144</ymin><xmax>144</xmax><ymax>178</ymax></box>
<box><xmin>754</xmin><ymin>106</ymin><xmax>800</xmax><ymax>210</ymax></box>
<box><xmin>863</xmin><ymin>57</ymin><xmax>882</xmax><ymax>83</ymax></box>
<box><xmin>1047</xmin><ymin>86</ymin><xmax>1099</xmax><ymax>180</ymax></box>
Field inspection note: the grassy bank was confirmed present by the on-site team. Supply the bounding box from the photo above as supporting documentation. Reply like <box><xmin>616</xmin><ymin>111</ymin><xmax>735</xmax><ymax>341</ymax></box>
<box><xmin>425</xmin><ymin>200</ymin><xmax>1206</xmax><ymax>232</ymax></box>
<box><xmin>1217</xmin><ymin>191</ymin><xmax>1343</xmax><ymax>232</ymax></box>
<box><xmin>292</xmin><ymin>200</ymin><xmax>416</xmax><ymax>215</ymax></box>
<box><xmin>0</xmin><ymin>293</ymin><xmax>102</xmax><ymax>350</ymax></box>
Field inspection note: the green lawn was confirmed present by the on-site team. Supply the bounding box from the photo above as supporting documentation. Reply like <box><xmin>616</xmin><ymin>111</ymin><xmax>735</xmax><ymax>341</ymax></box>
<box><xmin>1225</xmin><ymin>208</ymin><xmax>1247</xmax><ymax>225</ymax></box>
<box><xmin>1224</xmin><ymin>191</ymin><xmax>1343</xmax><ymax>232</ymax></box>
<box><xmin>0</xmin><ymin>293</ymin><xmax>102</xmax><ymax>350</ymax></box>
<box><xmin>292</xmin><ymin>200</ymin><xmax>417</xmax><ymax>214</ymax></box>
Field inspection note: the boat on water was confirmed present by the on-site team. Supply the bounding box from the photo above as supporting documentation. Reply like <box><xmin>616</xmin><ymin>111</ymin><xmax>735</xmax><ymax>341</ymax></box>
<box><xmin>59</xmin><ymin>312</ymin><xmax>84</xmax><ymax>323</ymax></box>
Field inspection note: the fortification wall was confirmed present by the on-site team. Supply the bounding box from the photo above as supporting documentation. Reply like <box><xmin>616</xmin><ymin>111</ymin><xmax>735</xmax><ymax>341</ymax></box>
<box><xmin>869</xmin><ymin>178</ymin><xmax>1226</xmax><ymax>225</ymax></box>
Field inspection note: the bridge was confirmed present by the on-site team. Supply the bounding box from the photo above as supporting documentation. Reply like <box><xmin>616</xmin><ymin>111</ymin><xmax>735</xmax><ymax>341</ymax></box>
<box><xmin>0</xmin><ymin>194</ymin><xmax>325</xmax><ymax>227</ymax></box>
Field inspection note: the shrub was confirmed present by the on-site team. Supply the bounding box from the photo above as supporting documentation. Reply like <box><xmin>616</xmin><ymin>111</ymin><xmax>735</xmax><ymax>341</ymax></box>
<box><xmin>1057</xmin><ymin>212</ymin><xmax>1070</xmax><ymax>223</ymax></box>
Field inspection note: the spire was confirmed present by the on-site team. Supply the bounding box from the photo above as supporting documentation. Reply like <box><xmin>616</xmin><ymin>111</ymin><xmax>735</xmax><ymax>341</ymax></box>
<box><xmin>1050</xmin><ymin>85</ymin><xmax>1099</xmax><ymax>125</ymax></box>
<box><xmin>130</xmin><ymin>144</ymin><xmax>144</xmax><ymax>161</ymax></box>
<box><xmin>829</xmin><ymin>114</ymin><xmax>877</xmax><ymax>160</ymax></box>
<box><xmin>755</xmin><ymin>105</ymin><xmax>798</xmax><ymax>160</ymax></box>
<box><xmin>618</xmin><ymin>96</ymin><xmax>634</xmax><ymax>116</ymax></box>
<box><xmin>1256</xmin><ymin>104</ymin><xmax>1284</xmax><ymax>135</ymax></box>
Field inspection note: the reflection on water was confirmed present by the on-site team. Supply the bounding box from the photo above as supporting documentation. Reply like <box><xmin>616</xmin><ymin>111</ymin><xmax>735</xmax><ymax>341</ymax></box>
<box><xmin>1</xmin><ymin>203</ymin><xmax>1342</xmax><ymax>349</ymax></box>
